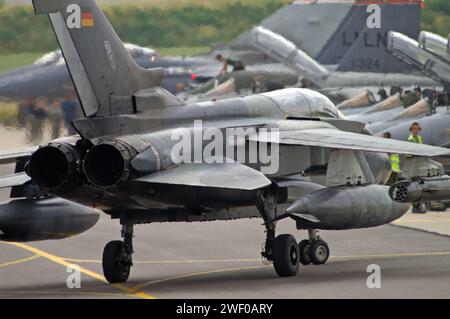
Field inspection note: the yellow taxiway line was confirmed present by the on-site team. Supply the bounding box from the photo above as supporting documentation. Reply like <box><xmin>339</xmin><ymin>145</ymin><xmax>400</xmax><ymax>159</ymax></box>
<box><xmin>5</xmin><ymin>242</ymin><xmax>156</xmax><ymax>300</ymax></box>
<box><xmin>4</xmin><ymin>242</ymin><xmax>450</xmax><ymax>298</ymax></box>
<box><xmin>0</xmin><ymin>254</ymin><xmax>40</xmax><ymax>268</ymax></box>
<box><xmin>130</xmin><ymin>251</ymin><xmax>450</xmax><ymax>290</ymax></box>
<box><xmin>64</xmin><ymin>251</ymin><xmax>450</xmax><ymax>265</ymax></box>
<box><xmin>132</xmin><ymin>265</ymin><xmax>267</xmax><ymax>290</ymax></box>
<box><xmin>63</xmin><ymin>257</ymin><xmax>262</xmax><ymax>264</ymax></box>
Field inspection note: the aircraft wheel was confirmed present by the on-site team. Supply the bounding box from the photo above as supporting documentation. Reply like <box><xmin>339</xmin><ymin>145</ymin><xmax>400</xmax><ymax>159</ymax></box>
<box><xmin>298</xmin><ymin>240</ymin><xmax>312</xmax><ymax>265</ymax></box>
<box><xmin>309</xmin><ymin>240</ymin><xmax>330</xmax><ymax>265</ymax></box>
<box><xmin>272</xmin><ymin>234</ymin><xmax>300</xmax><ymax>277</ymax></box>
<box><xmin>102</xmin><ymin>240</ymin><xmax>131</xmax><ymax>283</ymax></box>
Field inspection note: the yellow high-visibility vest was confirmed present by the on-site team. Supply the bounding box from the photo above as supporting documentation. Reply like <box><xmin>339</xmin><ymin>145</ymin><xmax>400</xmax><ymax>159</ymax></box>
<box><xmin>408</xmin><ymin>134</ymin><xmax>423</xmax><ymax>144</ymax></box>
<box><xmin>390</xmin><ymin>154</ymin><xmax>401</xmax><ymax>173</ymax></box>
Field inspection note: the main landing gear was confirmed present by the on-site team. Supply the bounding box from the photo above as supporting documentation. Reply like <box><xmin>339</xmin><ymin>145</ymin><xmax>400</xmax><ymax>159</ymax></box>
<box><xmin>102</xmin><ymin>224</ymin><xmax>134</xmax><ymax>283</ymax></box>
<box><xmin>256</xmin><ymin>191</ymin><xmax>330</xmax><ymax>277</ymax></box>
<box><xmin>266</xmin><ymin>230</ymin><xmax>330</xmax><ymax>277</ymax></box>
<box><xmin>298</xmin><ymin>229</ymin><xmax>330</xmax><ymax>266</ymax></box>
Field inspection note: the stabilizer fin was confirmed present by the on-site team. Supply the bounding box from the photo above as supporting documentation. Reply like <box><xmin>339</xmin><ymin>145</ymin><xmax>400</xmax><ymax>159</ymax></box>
<box><xmin>32</xmin><ymin>0</ymin><xmax>165</xmax><ymax>117</ymax></box>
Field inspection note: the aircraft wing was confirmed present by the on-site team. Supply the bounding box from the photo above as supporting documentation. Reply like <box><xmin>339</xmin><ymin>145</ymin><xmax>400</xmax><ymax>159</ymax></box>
<box><xmin>0</xmin><ymin>146</ymin><xmax>37</xmax><ymax>164</ymax></box>
<box><xmin>0</xmin><ymin>172</ymin><xmax>31</xmax><ymax>188</ymax></box>
<box><xmin>251</xmin><ymin>128</ymin><xmax>450</xmax><ymax>157</ymax></box>
<box><xmin>135</xmin><ymin>163</ymin><xmax>271</xmax><ymax>190</ymax></box>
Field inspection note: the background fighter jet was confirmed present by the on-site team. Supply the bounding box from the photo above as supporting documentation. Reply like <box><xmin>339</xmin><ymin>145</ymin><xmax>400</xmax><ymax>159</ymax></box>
<box><xmin>219</xmin><ymin>0</ymin><xmax>424</xmax><ymax>73</ymax></box>
<box><xmin>188</xmin><ymin>24</ymin><xmax>438</xmax><ymax>103</ymax></box>
<box><xmin>0</xmin><ymin>44</ymin><xmax>216</xmax><ymax>97</ymax></box>
<box><xmin>340</xmin><ymin>31</ymin><xmax>450</xmax><ymax>150</ymax></box>
<box><xmin>0</xmin><ymin>0</ymin><xmax>427</xmax><ymax>102</ymax></box>
<box><xmin>387</xmin><ymin>31</ymin><xmax>450</xmax><ymax>90</ymax></box>
<box><xmin>1</xmin><ymin>0</ymin><xmax>450</xmax><ymax>284</ymax></box>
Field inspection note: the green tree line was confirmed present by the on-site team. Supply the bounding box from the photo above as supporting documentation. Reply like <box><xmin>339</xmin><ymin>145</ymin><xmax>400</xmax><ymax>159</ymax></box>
<box><xmin>0</xmin><ymin>1</ymin><xmax>448</xmax><ymax>54</ymax></box>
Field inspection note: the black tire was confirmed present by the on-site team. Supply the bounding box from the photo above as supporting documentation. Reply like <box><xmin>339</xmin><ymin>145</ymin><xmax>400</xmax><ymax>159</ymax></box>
<box><xmin>309</xmin><ymin>240</ymin><xmax>330</xmax><ymax>265</ymax></box>
<box><xmin>272</xmin><ymin>234</ymin><xmax>300</xmax><ymax>277</ymax></box>
<box><xmin>102</xmin><ymin>240</ymin><xmax>131</xmax><ymax>284</ymax></box>
<box><xmin>298</xmin><ymin>240</ymin><xmax>312</xmax><ymax>265</ymax></box>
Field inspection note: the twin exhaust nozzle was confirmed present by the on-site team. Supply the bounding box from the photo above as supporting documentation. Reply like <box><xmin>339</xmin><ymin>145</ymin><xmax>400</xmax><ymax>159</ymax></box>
<box><xmin>27</xmin><ymin>140</ymin><xmax>152</xmax><ymax>192</ymax></box>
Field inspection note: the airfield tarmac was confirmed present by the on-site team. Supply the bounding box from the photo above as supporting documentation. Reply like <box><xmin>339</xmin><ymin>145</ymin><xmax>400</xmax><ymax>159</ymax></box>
<box><xmin>1</xmin><ymin>126</ymin><xmax>450</xmax><ymax>299</ymax></box>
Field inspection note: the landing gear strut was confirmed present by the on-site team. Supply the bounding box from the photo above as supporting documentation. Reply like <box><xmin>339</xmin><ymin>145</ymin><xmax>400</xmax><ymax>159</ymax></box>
<box><xmin>257</xmin><ymin>191</ymin><xmax>330</xmax><ymax>277</ymax></box>
<box><xmin>102</xmin><ymin>224</ymin><xmax>134</xmax><ymax>283</ymax></box>
<box><xmin>298</xmin><ymin>229</ymin><xmax>330</xmax><ymax>266</ymax></box>
<box><xmin>257</xmin><ymin>191</ymin><xmax>300</xmax><ymax>277</ymax></box>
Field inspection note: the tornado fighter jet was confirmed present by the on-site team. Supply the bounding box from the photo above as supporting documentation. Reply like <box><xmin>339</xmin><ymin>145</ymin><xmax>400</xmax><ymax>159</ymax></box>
<box><xmin>1</xmin><ymin>0</ymin><xmax>450</xmax><ymax>284</ymax></box>
<box><xmin>0</xmin><ymin>44</ymin><xmax>209</xmax><ymax>97</ymax></box>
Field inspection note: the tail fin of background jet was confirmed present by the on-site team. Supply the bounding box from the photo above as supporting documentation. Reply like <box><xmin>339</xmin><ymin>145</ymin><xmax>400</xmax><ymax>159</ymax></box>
<box><xmin>331</xmin><ymin>1</ymin><xmax>422</xmax><ymax>73</ymax></box>
<box><xmin>32</xmin><ymin>0</ymin><xmax>164</xmax><ymax>117</ymax></box>
<box><xmin>231</xmin><ymin>1</ymin><xmax>354</xmax><ymax>59</ymax></box>
<box><xmin>233</xmin><ymin>0</ymin><xmax>423</xmax><ymax>73</ymax></box>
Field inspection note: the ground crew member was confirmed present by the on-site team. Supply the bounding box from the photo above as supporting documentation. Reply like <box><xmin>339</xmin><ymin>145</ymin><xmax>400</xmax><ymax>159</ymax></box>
<box><xmin>407</xmin><ymin>122</ymin><xmax>428</xmax><ymax>214</ymax></box>
<box><xmin>216</xmin><ymin>54</ymin><xmax>245</xmax><ymax>74</ymax></box>
<box><xmin>383</xmin><ymin>132</ymin><xmax>401</xmax><ymax>185</ymax></box>
<box><xmin>61</xmin><ymin>89</ymin><xmax>78</xmax><ymax>135</ymax></box>
<box><xmin>28</xmin><ymin>97</ymin><xmax>47</xmax><ymax>143</ymax></box>
<box><xmin>377</xmin><ymin>87</ymin><xmax>388</xmax><ymax>101</ymax></box>
<box><xmin>402</xmin><ymin>87</ymin><xmax>422</xmax><ymax>108</ymax></box>
<box><xmin>408</xmin><ymin>122</ymin><xmax>423</xmax><ymax>144</ymax></box>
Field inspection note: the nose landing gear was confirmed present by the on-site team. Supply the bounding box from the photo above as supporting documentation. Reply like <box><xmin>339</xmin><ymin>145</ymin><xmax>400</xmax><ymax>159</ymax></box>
<box><xmin>272</xmin><ymin>234</ymin><xmax>300</xmax><ymax>277</ymax></box>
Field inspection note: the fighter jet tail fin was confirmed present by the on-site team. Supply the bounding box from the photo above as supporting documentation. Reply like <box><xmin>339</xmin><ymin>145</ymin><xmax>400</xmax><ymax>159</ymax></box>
<box><xmin>317</xmin><ymin>1</ymin><xmax>423</xmax><ymax>73</ymax></box>
<box><xmin>32</xmin><ymin>0</ymin><xmax>164</xmax><ymax>117</ymax></box>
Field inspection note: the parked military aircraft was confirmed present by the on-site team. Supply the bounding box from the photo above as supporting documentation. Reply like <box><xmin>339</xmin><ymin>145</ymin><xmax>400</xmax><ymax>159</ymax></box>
<box><xmin>219</xmin><ymin>0</ymin><xmax>425</xmax><ymax>73</ymax></box>
<box><xmin>0</xmin><ymin>44</ymin><xmax>215</xmax><ymax>97</ymax></box>
<box><xmin>188</xmin><ymin>24</ymin><xmax>438</xmax><ymax>102</ymax></box>
<box><xmin>387</xmin><ymin>31</ymin><xmax>450</xmax><ymax>90</ymax></box>
<box><xmin>0</xmin><ymin>0</ymin><xmax>428</xmax><ymax>102</ymax></box>
<box><xmin>340</xmin><ymin>30</ymin><xmax>450</xmax><ymax>151</ymax></box>
<box><xmin>1</xmin><ymin>0</ymin><xmax>450</xmax><ymax>284</ymax></box>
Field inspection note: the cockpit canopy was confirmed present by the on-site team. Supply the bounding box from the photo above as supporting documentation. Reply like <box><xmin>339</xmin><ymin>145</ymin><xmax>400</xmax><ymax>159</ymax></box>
<box><xmin>263</xmin><ymin>88</ymin><xmax>342</xmax><ymax>119</ymax></box>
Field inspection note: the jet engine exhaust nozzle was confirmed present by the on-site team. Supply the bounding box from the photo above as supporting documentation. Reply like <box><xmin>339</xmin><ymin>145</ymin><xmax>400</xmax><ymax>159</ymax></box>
<box><xmin>83</xmin><ymin>141</ymin><xmax>134</xmax><ymax>189</ymax></box>
<box><xmin>27</xmin><ymin>143</ymin><xmax>81</xmax><ymax>193</ymax></box>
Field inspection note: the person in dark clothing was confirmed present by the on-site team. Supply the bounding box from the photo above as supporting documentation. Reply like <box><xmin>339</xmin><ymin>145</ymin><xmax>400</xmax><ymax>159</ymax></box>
<box><xmin>47</xmin><ymin>98</ymin><xmax>63</xmax><ymax>139</ymax></box>
<box><xmin>390</xmin><ymin>86</ymin><xmax>403</xmax><ymax>96</ymax></box>
<box><xmin>28</xmin><ymin>98</ymin><xmax>47</xmax><ymax>143</ymax></box>
<box><xmin>216</xmin><ymin>54</ymin><xmax>245</xmax><ymax>74</ymax></box>
<box><xmin>402</xmin><ymin>87</ymin><xmax>422</xmax><ymax>108</ymax></box>
<box><xmin>61</xmin><ymin>90</ymin><xmax>77</xmax><ymax>135</ymax></box>
<box><xmin>17</xmin><ymin>97</ymin><xmax>33</xmax><ymax>127</ymax></box>
<box><xmin>377</xmin><ymin>87</ymin><xmax>388</xmax><ymax>101</ymax></box>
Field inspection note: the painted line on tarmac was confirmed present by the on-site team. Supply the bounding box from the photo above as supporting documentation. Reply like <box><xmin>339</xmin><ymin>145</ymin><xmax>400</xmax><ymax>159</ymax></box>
<box><xmin>63</xmin><ymin>257</ymin><xmax>262</xmax><ymax>264</ymax></box>
<box><xmin>5</xmin><ymin>242</ymin><xmax>156</xmax><ymax>300</ymax></box>
<box><xmin>130</xmin><ymin>251</ymin><xmax>450</xmax><ymax>290</ymax></box>
<box><xmin>0</xmin><ymin>254</ymin><xmax>40</xmax><ymax>269</ymax></box>
<box><xmin>65</xmin><ymin>251</ymin><xmax>450</xmax><ymax>265</ymax></box>
<box><xmin>132</xmin><ymin>265</ymin><xmax>267</xmax><ymax>290</ymax></box>
<box><xmin>330</xmin><ymin>251</ymin><xmax>450</xmax><ymax>261</ymax></box>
